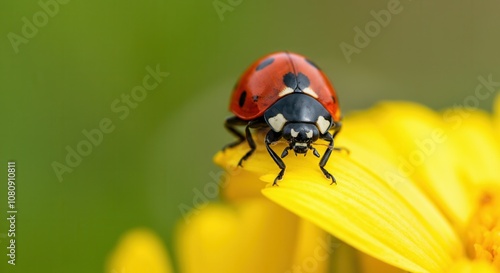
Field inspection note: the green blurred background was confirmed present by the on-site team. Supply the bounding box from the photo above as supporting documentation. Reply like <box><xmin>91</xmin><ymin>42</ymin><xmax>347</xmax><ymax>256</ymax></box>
<box><xmin>1</xmin><ymin>0</ymin><xmax>500</xmax><ymax>272</ymax></box>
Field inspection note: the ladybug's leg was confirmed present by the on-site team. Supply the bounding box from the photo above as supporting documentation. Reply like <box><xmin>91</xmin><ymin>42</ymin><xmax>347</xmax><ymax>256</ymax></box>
<box><xmin>237</xmin><ymin>118</ymin><xmax>267</xmax><ymax>166</ymax></box>
<box><xmin>265</xmin><ymin>130</ymin><xmax>286</xmax><ymax>186</ymax></box>
<box><xmin>223</xmin><ymin>116</ymin><xmax>247</xmax><ymax>150</ymax></box>
<box><xmin>319</xmin><ymin>132</ymin><xmax>336</xmax><ymax>185</ymax></box>
<box><xmin>330</xmin><ymin>122</ymin><xmax>350</xmax><ymax>154</ymax></box>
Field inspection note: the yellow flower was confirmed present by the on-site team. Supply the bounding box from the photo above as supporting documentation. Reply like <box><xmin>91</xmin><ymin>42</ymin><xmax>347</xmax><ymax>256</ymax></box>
<box><xmin>206</xmin><ymin>97</ymin><xmax>500</xmax><ymax>272</ymax></box>
<box><xmin>108</xmin><ymin>97</ymin><xmax>500</xmax><ymax>273</ymax></box>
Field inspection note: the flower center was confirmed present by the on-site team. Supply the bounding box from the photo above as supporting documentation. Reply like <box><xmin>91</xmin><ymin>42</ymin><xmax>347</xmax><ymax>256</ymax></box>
<box><xmin>466</xmin><ymin>190</ymin><xmax>500</xmax><ymax>269</ymax></box>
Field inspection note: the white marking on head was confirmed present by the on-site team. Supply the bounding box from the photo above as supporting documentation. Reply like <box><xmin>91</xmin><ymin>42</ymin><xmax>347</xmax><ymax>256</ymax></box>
<box><xmin>278</xmin><ymin>87</ymin><xmax>294</xmax><ymax>97</ymax></box>
<box><xmin>268</xmin><ymin>113</ymin><xmax>287</xmax><ymax>132</ymax></box>
<box><xmin>316</xmin><ymin>116</ymin><xmax>331</xmax><ymax>134</ymax></box>
<box><xmin>302</xmin><ymin>87</ymin><xmax>318</xmax><ymax>98</ymax></box>
<box><xmin>295</xmin><ymin>143</ymin><xmax>308</xmax><ymax>147</ymax></box>
<box><xmin>291</xmin><ymin>128</ymin><xmax>299</xmax><ymax>138</ymax></box>
<box><xmin>306</xmin><ymin>130</ymin><xmax>313</xmax><ymax>138</ymax></box>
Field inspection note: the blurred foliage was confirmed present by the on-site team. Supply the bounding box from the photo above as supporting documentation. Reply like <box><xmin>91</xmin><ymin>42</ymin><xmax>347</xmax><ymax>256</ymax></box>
<box><xmin>1</xmin><ymin>0</ymin><xmax>500</xmax><ymax>272</ymax></box>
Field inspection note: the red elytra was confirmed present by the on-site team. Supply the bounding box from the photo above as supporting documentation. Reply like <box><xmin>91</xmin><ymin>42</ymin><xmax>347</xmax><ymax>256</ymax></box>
<box><xmin>229</xmin><ymin>51</ymin><xmax>341</xmax><ymax>122</ymax></box>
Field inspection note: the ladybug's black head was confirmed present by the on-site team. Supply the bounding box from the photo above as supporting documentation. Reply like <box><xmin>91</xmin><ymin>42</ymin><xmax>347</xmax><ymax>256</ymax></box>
<box><xmin>282</xmin><ymin>123</ymin><xmax>319</xmax><ymax>155</ymax></box>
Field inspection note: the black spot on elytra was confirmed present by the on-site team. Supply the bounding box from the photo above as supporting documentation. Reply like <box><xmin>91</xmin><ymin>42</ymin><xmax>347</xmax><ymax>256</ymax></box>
<box><xmin>239</xmin><ymin>91</ymin><xmax>247</xmax><ymax>107</ymax></box>
<box><xmin>283</xmin><ymin>72</ymin><xmax>297</xmax><ymax>89</ymax></box>
<box><xmin>297</xmin><ymin>73</ymin><xmax>310</xmax><ymax>90</ymax></box>
<box><xmin>331</xmin><ymin>96</ymin><xmax>336</xmax><ymax>103</ymax></box>
<box><xmin>305</xmin><ymin>59</ymin><xmax>321</xmax><ymax>70</ymax></box>
<box><xmin>252</xmin><ymin>95</ymin><xmax>259</xmax><ymax>102</ymax></box>
<box><xmin>256</xmin><ymin>58</ymin><xmax>274</xmax><ymax>71</ymax></box>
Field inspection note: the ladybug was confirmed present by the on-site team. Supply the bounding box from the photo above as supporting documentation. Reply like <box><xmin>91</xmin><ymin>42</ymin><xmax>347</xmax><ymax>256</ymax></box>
<box><xmin>224</xmin><ymin>51</ymin><xmax>342</xmax><ymax>185</ymax></box>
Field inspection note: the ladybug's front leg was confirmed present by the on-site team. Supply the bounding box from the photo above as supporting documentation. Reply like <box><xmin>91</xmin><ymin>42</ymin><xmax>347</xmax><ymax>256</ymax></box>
<box><xmin>265</xmin><ymin>130</ymin><xmax>285</xmax><ymax>186</ymax></box>
<box><xmin>319</xmin><ymin>132</ymin><xmax>336</xmax><ymax>185</ymax></box>
<box><xmin>237</xmin><ymin>118</ymin><xmax>267</xmax><ymax>166</ymax></box>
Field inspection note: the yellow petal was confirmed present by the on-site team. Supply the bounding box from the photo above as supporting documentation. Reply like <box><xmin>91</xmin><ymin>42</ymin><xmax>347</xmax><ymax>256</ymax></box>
<box><xmin>289</xmin><ymin>220</ymin><xmax>335</xmax><ymax>273</ymax></box>
<box><xmin>262</xmin><ymin>149</ymin><xmax>462</xmax><ymax>273</ymax></box>
<box><xmin>106</xmin><ymin>228</ymin><xmax>172</xmax><ymax>273</ymax></box>
<box><xmin>176</xmin><ymin>199</ymin><xmax>300</xmax><ymax>273</ymax></box>
<box><xmin>213</xmin><ymin>151</ymin><xmax>268</xmax><ymax>201</ymax></box>
<box><xmin>367</xmin><ymin>102</ymin><xmax>474</xmax><ymax>228</ymax></box>
<box><xmin>446</xmin><ymin>110</ymin><xmax>500</xmax><ymax>187</ymax></box>
<box><xmin>214</xmin><ymin>139</ymin><xmax>281</xmax><ymax>177</ymax></box>
<box><xmin>339</xmin><ymin>109</ymin><xmax>400</xmax><ymax>161</ymax></box>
